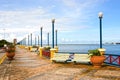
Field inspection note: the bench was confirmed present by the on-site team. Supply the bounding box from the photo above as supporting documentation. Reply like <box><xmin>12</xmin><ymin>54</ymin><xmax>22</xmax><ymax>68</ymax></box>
<box><xmin>51</xmin><ymin>53</ymin><xmax>70</xmax><ymax>62</ymax></box>
<box><xmin>51</xmin><ymin>53</ymin><xmax>91</xmax><ymax>64</ymax></box>
<box><xmin>72</xmin><ymin>54</ymin><xmax>91</xmax><ymax>64</ymax></box>
<box><xmin>30</xmin><ymin>48</ymin><xmax>38</xmax><ymax>52</ymax></box>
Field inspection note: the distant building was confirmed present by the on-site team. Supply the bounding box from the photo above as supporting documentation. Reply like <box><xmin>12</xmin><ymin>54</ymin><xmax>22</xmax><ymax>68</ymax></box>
<box><xmin>116</xmin><ymin>42</ymin><xmax>120</xmax><ymax>44</ymax></box>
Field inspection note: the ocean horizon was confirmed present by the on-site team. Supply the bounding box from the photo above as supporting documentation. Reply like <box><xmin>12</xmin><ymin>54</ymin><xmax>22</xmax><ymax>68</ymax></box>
<box><xmin>55</xmin><ymin>44</ymin><xmax>120</xmax><ymax>55</ymax></box>
<box><xmin>28</xmin><ymin>43</ymin><xmax>120</xmax><ymax>55</ymax></box>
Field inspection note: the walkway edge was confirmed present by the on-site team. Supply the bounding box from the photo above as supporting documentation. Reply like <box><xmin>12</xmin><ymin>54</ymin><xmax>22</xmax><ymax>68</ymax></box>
<box><xmin>0</xmin><ymin>54</ymin><xmax>6</xmax><ymax>64</ymax></box>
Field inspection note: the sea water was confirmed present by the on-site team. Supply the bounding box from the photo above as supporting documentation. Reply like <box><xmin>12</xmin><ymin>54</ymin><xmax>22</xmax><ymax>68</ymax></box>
<box><xmin>58</xmin><ymin>44</ymin><xmax>120</xmax><ymax>55</ymax></box>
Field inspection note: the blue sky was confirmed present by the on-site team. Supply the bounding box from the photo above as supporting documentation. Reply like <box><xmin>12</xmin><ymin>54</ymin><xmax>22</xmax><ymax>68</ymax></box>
<box><xmin>0</xmin><ymin>0</ymin><xmax>120</xmax><ymax>44</ymax></box>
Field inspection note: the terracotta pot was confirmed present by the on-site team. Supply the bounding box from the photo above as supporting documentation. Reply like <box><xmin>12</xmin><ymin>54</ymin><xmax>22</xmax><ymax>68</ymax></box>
<box><xmin>6</xmin><ymin>52</ymin><xmax>15</xmax><ymax>60</ymax></box>
<box><xmin>90</xmin><ymin>56</ymin><xmax>105</xmax><ymax>68</ymax></box>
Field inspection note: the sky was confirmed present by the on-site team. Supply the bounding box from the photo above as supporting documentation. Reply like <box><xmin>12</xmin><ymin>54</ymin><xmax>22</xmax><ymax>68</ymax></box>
<box><xmin>0</xmin><ymin>0</ymin><xmax>120</xmax><ymax>44</ymax></box>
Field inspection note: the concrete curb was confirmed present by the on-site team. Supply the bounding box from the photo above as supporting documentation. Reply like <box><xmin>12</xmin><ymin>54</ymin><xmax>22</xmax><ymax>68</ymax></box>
<box><xmin>0</xmin><ymin>54</ymin><xmax>6</xmax><ymax>64</ymax></box>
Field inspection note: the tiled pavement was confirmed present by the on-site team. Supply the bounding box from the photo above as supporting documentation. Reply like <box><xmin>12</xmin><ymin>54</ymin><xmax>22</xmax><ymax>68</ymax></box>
<box><xmin>0</xmin><ymin>46</ymin><xmax>120</xmax><ymax>80</ymax></box>
<box><xmin>28</xmin><ymin>67</ymin><xmax>120</xmax><ymax>80</ymax></box>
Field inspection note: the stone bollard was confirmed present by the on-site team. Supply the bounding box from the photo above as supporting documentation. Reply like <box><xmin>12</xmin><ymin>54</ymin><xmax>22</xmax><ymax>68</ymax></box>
<box><xmin>50</xmin><ymin>48</ymin><xmax>56</xmax><ymax>59</ymax></box>
<box><xmin>55</xmin><ymin>46</ymin><xmax>58</xmax><ymax>53</ymax></box>
<box><xmin>98</xmin><ymin>48</ymin><xmax>106</xmax><ymax>55</ymax></box>
<box><xmin>39</xmin><ymin>47</ymin><xmax>43</xmax><ymax>58</ymax></box>
<box><xmin>29</xmin><ymin>46</ymin><xmax>32</xmax><ymax>51</ymax></box>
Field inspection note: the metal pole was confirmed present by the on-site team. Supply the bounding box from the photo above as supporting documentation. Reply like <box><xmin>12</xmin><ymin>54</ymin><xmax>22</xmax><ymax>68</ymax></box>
<box><xmin>55</xmin><ymin>30</ymin><xmax>57</xmax><ymax>46</ymax></box>
<box><xmin>35</xmin><ymin>36</ymin><xmax>36</xmax><ymax>46</ymax></box>
<box><xmin>99</xmin><ymin>17</ymin><xmax>102</xmax><ymax>48</ymax></box>
<box><xmin>22</xmin><ymin>40</ymin><xmax>23</xmax><ymax>45</ymax></box>
<box><xmin>21</xmin><ymin>40</ymin><xmax>22</xmax><ymax>45</ymax></box>
<box><xmin>40</xmin><ymin>27</ymin><xmax>43</xmax><ymax>47</ymax></box>
<box><xmin>47</xmin><ymin>33</ymin><xmax>49</xmax><ymax>46</ymax></box>
<box><xmin>25</xmin><ymin>38</ymin><xmax>26</xmax><ymax>46</ymax></box>
<box><xmin>52</xmin><ymin>19</ymin><xmax>55</xmax><ymax>48</ymax></box>
<box><xmin>38</xmin><ymin>36</ymin><xmax>39</xmax><ymax>46</ymax></box>
<box><xmin>28</xmin><ymin>35</ymin><xmax>29</xmax><ymax>46</ymax></box>
<box><xmin>31</xmin><ymin>33</ymin><xmax>32</xmax><ymax>46</ymax></box>
<box><xmin>22</xmin><ymin>39</ymin><xmax>23</xmax><ymax>45</ymax></box>
<box><xmin>22</xmin><ymin>38</ymin><xmax>25</xmax><ymax>45</ymax></box>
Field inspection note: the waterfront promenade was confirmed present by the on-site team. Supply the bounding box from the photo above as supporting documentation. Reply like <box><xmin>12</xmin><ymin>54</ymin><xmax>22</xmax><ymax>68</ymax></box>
<box><xmin>0</xmin><ymin>46</ymin><xmax>120</xmax><ymax>80</ymax></box>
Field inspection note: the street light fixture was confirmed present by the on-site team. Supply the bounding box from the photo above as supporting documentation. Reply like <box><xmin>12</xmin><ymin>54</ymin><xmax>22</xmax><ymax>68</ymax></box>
<box><xmin>52</xmin><ymin>19</ymin><xmax>55</xmax><ymax>23</ymax></box>
<box><xmin>98</xmin><ymin>12</ymin><xmax>103</xmax><ymax>48</ymax></box>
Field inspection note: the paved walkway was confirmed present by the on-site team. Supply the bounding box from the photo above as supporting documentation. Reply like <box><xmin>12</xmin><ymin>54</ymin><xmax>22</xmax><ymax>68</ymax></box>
<box><xmin>0</xmin><ymin>46</ymin><xmax>120</xmax><ymax>80</ymax></box>
<box><xmin>0</xmin><ymin>49</ymin><xmax>6</xmax><ymax>57</ymax></box>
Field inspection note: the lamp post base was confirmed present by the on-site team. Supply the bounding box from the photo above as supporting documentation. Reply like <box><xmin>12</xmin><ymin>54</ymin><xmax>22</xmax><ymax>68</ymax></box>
<box><xmin>98</xmin><ymin>48</ymin><xmax>106</xmax><ymax>55</ymax></box>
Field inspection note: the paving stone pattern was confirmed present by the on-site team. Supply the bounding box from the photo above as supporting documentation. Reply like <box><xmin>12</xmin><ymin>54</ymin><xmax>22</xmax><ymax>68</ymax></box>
<box><xmin>0</xmin><ymin>46</ymin><xmax>120</xmax><ymax>80</ymax></box>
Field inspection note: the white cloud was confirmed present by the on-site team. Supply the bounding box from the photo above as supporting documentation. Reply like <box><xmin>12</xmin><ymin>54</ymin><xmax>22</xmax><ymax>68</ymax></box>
<box><xmin>0</xmin><ymin>8</ymin><xmax>51</xmax><ymax>41</ymax></box>
<box><xmin>0</xmin><ymin>0</ymin><xmax>106</xmax><ymax>44</ymax></box>
<box><xmin>62</xmin><ymin>0</ymin><xmax>77</xmax><ymax>7</ymax></box>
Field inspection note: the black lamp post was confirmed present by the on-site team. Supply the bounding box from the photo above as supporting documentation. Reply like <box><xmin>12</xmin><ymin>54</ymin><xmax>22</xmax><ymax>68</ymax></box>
<box><xmin>52</xmin><ymin>19</ymin><xmax>55</xmax><ymax>48</ymax></box>
<box><xmin>98</xmin><ymin>12</ymin><xmax>103</xmax><ymax>48</ymax></box>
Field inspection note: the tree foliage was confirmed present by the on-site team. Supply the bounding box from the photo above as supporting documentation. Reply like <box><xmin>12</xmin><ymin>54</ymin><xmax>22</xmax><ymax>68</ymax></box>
<box><xmin>0</xmin><ymin>39</ymin><xmax>12</xmax><ymax>48</ymax></box>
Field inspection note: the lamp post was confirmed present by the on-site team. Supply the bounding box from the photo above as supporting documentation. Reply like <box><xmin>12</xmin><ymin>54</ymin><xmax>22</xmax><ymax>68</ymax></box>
<box><xmin>21</xmin><ymin>40</ymin><xmax>22</xmax><ymax>45</ymax></box>
<box><xmin>98</xmin><ymin>12</ymin><xmax>103</xmax><ymax>48</ymax></box>
<box><xmin>31</xmin><ymin>33</ymin><xmax>32</xmax><ymax>46</ymax></box>
<box><xmin>28</xmin><ymin>35</ymin><xmax>29</xmax><ymax>46</ymax></box>
<box><xmin>24</xmin><ymin>37</ymin><xmax>26</xmax><ymax>46</ymax></box>
<box><xmin>47</xmin><ymin>32</ymin><xmax>49</xmax><ymax>46</ymax></box>
<box><xmin>52</xmin><ymin>19</ymin><xmax>55</xmax><ymax>48</ymax></box>
<box><xmin>38</xmin><ymin>36</ymin><xmax>39</xmax><ymax>46</ymax></box>
<box><xmin>35</xmin><ymin>36</ymin><xmax>36</xmax><ymax>46</ymax></box>
<box><xmin>55</xmin><ymin>30</ymin><xmax>57</xmax><ymax>46</ymax></box>
<box><xmin>50</xmin><ymin>19</ymin><xmax>57</xmax><ymax>59</ymax></box>
<box><xmin>40</xmin><ymin>27</ymin><xmax>43</xmax><ymax>47</ymax></box>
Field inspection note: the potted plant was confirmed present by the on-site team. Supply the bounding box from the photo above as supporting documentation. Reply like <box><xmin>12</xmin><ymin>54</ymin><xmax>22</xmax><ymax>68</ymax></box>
<box><xmin>88</xmin><ymin>49</ymin><xmax>105</xmax><ymax>68</ymax></box>
<box><xmin>43</xmin><ymin>46</ymin><xmax>51</xmax><ymax>51</ymax></box>
<box><xmin>6</xmin><ymin>44</ymin><xmax>15</xmax><ymax>60</ymax></box>
<box><xmin>30</xmin><ymin>45</ymin><xmax>38</xmax><ymax>52</ymax></box>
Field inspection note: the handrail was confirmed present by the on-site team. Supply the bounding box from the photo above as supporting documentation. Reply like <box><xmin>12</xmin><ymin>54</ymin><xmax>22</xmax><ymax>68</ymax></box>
<box><xmin>105</xmin><ymin>53</ymin><xmax>120</xmax><ymax>56</ymax></box>
<box><xmin>104</xmin><ymin>54</ymin><xmax>120</xmax><ymax>66</ymax></box>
